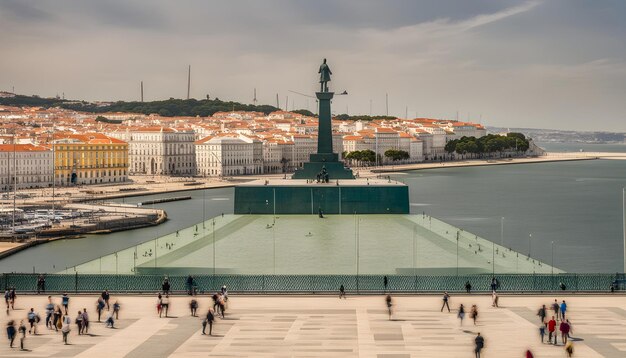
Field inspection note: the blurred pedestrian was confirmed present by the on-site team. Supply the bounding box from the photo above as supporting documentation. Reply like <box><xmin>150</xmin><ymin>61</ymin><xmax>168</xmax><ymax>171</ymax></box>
<box><xmin>75</xmin><ymin>310</ymin><xmax>84</xmax><ymax>335</ymax></box>
<box><xmin>105</xmin><ymin>311</ymin><xmax>115</xmax><ymax>328</ymax></box>
<box><xmin>18</xmin><ymin>320</ymin><xmax>26</xmax><ymax>350</ymax></box>
<box><xmin>474</xmin><ymin>332</ymin><xmax>484</xmax><ymax>358</ymax></box>
<box><xmin>537</xmin><ymin>304</ymin><xmax>547</xmax><ymax>324</ymax></box>
<box><xmin>383</xmin><ymin>276</ymin><xmax>388</xmax><ymax>292</ymax></box>
<box><xmin>525</xmin><ymin>349</ymin><xmax>534</xmax><ymax>358</ymax></box>
<box><xmin>458</xmin><ymin>304</ymin><xmax>466</xmax><ymax>325</ymax></box>
<box><xmin>491</xmin><ymin>291</ymin><xmax>499</xmax><ymax>307</ymax></box>
<box><xmin>221</xmin><ymin>286</ymin><xmax>228</xmax><ymax>301</ymax></box>
<box><xmin>27</xmin><ymin>308</ymin><xmax>38</xmax><ymax>334</ymax></box>
<box><xmin>339</xmin><ymin>284</ymin><xmax>346</xmax><ymax>299</ymax></box>
<box><xmin>202</xmin><ymin>309</ymin><xmax>215</xmax><ymax>335</ymax></box>
<box><xmin>81</xmin><ymin>308</ymin><xmax>90</xmax><ymax>334</ymax></box>
<box><xmin>548</xmin><ymin>316</ymin><xmax>557</xmax><ymax>345</ymax></box>
<box><xmin>6</xmin><ymin>320</ymin><xmax>16</xmax><ymax>348</ymax></box>
<box><xmin>156</xmin><ymin>293</ymin><xmax>163</xmax><ymax>316</ymax></box>
<box><xmin>552</xmin><ymin>300</ymin><xmax>560</xmax><ymax>321</ymax></box>
<box><xmin>218</xmin><ymin>294</ymin><xmax>225</xmax><ymax>318</ymax></box>
<box><xmin>45</xmin><ymin>296</ymin><xmax>54</xmax><ymax>329</ymax></box>
<box><xmin>113</xmin><ymin>301</ymin><xmax>120</xmax><ymax>319</ymax></box>
<box><xmin>102</xmin><ymin>290</ymin><xmax>111</xmax><ymax>311</ymax></box>
<box><xmin>190</xmin><ymin>299</ymin><xmax>198</xmax><ymax>317</ymax></box>
<box><xmin>96</xmin><ymin>297</ymin><xmax>105</xmax><ymax>322</ymax></box>
<box><xmin>61</xmin><ymin>313</ymin><xmax>71</xmax><ymax>344</ymax></box>
<box><xmin>4</xmin><ymin>289</ymin><xmax>9</xmax><ymax>314</ymax></box>
<box><xmin>560</xmin><ymin>319</ymin><xmax>570</xmax><ymax>345</ymax></box>
<box><xmin>441</xmin><ymin>292</ymin><xmax>450</xmax><ymax>312</ymax></box>
<box><xmin>61</xmin><ymin>293</ymin><xmax>70</xmax><ymax>315</ymax></box>
<box><xmin>470</xmin><ymin>305</ymin><xmax>478</xmax><ymax>325</ymax></box>
<box><xmin>53</xmin><ymin>305</ymin><xmax>62</xmax><ymax>332</ymax></box>
<box><xmin>565</xmin><ymin>342</ymin><xmax>574</xmax><ymax>357</ymax></box>
<box><xmin>385</xmin><ymin>294</ymin><xmax>393</xmax><ymax>320</ymax></box>
<box><xmin>9</xmin><ymin>288</ymin><xmax>15</xmax><ymax>310</ymax></box>
<box><xmin>161</xmin><ymin>294</ymin><xmax>170</xmax><ymax>318</ymax></box>
<box><xmin>560</xmin><ymin>300</ymin><xmax>567</xmax><ymax>321</ymax></box>
<box><xmin>539</xmin><ymin>323</ymin><xmax>546</xmax><ymax>343</ymax></box>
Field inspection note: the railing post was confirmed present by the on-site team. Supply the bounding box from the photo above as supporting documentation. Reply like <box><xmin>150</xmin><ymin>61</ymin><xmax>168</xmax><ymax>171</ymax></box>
<box><xmin>74</xmin><ymin>272</ymin><xmax>78</xmax><ymax>294</ymax></box>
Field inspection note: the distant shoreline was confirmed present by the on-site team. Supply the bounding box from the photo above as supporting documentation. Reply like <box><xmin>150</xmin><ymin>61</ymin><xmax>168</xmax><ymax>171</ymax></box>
<box><xmin>368</xmin><ymin>152</ymin><xmax>626</xmax><ymax>174</ymax></box>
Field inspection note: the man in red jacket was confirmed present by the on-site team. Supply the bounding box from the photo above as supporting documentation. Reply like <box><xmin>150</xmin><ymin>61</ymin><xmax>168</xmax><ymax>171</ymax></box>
<box><xmin>548</xmin><ymin>316</ymin><xmax>557</xmax><ymax>345</ymax></box>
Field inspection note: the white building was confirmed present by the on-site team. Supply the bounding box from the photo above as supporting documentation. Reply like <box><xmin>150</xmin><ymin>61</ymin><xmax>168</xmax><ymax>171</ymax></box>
<box><xmin>195</xmin><ymin>135</ymin><xmax>263</xmax><ymax>177</ymax></box>
<box><xmin>0</xmin><ymin>144</ymin><xmax>53</xmax><ymax>190</ymax></box>
<box><xmin>110</xmin><ymin>127</ymin><xmax>196</xmax><ymax>176</ymax></box>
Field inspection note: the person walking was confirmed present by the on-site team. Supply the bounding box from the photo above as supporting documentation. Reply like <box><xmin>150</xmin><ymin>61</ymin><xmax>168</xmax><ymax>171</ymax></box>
<box><xmin>96</xmin><ymin>297</ymin><xmax>105</xmax><ymax>322</ymax></box>
<box><xmin>45</xmin><ymin>296</ymin><xmax>54</xmax><ymax>329</ymax></box>
<box><xmin>441</xmin><ymin>292</ymin><xmax>450</xmax><ymax>312</ymax></box>
<box><xmin>75</xmin><ymin>310</ymin><xmax>84</xmax><ymax>335</ymax></box>
<box><xmin>156</xmin><ymin>293</ymin><xmax>163</xmax><ymax>317</ymax></box>
<box><xmin>27</xmin><ymin>308</ymin><xmax>38</xmax><ymax>334</ymax></box>
<box><xmin>113</xmin><ymin>301</ymin><xmax>120</xmax><ymax>319</ymax></box>
<box><xmin>490</xmin><ymin>277</ymin><xmax>498</xmax><ymax>291</ymax></box>
<box><xmin>474</xmin><ymin>332</ymin><xmax>484</xmax><ymax>358</ymax></box>
<box><xmin>202</xmin><ymin>309</ymin><xmax>215</xmax><ymax>335</ymax></box>
<box><xmin>53</xmin><ymin>305</ymin><xmax>62</xmax><ymax>332</ymax></box>
<box><xmin>560</xmin><ymin>300</ymin><xmax>567</xmax><ymax>321</ymax></box>
<box><xmin>212</xmin><ymin>293</ymin><xmax>220</xmax><ymax>316</ymax></box>
<box><xmin>4</xmin><ymin>289</ymin><xmax>9</xmax><ymax>314</ymax></box>
<box><xmin>6</xmin><ymin>320</ymin><xmax>16</xmax><ymax>348</ymax></box>
<box><xmin>539</xmin><ymin>323</ymin><xmax>546</xmax><ymax>343</ymax></box>
<box><xmin>491</xmin><ymin>291</ymin><xmax>499</xmax><ymax>308</ymax></box>
<box><xmin>548</xmin><ymin>316</ymin><xmax>557</xmax><ymax>345</ymax></box>
<box><xmin>9</xmin><ymin>288</ymin><xmax>16</xmax><ymax>311</ymax></box>
<box><xmin>61</xmin><ymin>313</ymin><xmax>71</xmax><ymax>344</ymax></box>
<box><xmin>565</xmin><ymin>342</ymin><xmax>574</xmax><ymax>357</ymax></box>
<box><xmin>525</xmin><ymin>349</ymin><xmax>534</xmax><ymax>358</ymax></box>
<box><xmin>552</xmin><ymin>300</ymin><xmax>560</xmax><ymax>321</ymax></box>
<box><xmin>339</xmin><ymin>284</ymin><xmax>346</xmax><ymax>299</ymax></box>
<box><xmin>470</xmin><ymin>305</ymin><xmax>478</xmax><ymax>325</ymax></box>
<box><xmin>104</xmin><ymin>311</ymin><xmax>115</xmax><ymax>328</ymax></box>
<box><xmin>458</xmin><ymin>304</ymin><xmax>466</xmax><ymax>325</ymax></box>
<box><xmin>560</xmin><ymin>319</ymin><xmax>570</xmax><ymax>345</ymax></box>
<box><xmin>218</xmin><ymin>294</ymin><xmax>225</xmax><ymax>319</ymax></box>
<box><xmin>18</xmin><ymin>320</ymin><xmax>26</xmax><ymax>350</ymax></box>
<box><xmin>190</xmin><ymin>299</ymin><xmax>198</xmax><ymax>317</ymax></box>
<box><xmin>102</xmin><ymin>290</ymin><xmax>111</xmax><ymax>311</ymax></box>
<box><xmin>383</xmin><ymin>276</ymin><xmax>388</xmax><ymax>292</ymax></box>
<box><xmin>385</xmin><ymin>294</ymin><xmax>393</xmax><ymax>320</ymax></box>
<box><xmin>61</xmin><ymin>293</ymin><xmax>69</xmax><ymax>315</ymax></box>
<box><xmin>81</xmin><ymin>308</ymin><xmax>89</xmax><ymax>334</ymax></box>
<box><xmin>161</xmin><ymin>294</ymin><xmax>170</xmax><ymax>318</ymax></box>
<box><xmin>537</xmin><ymin>304</ymin><xmax>547</xmax><ymax>324</ymax></box>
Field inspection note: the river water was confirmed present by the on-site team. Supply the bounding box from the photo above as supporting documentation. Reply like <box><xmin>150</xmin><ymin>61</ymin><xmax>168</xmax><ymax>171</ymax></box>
<box><xmin>1</xmin><ymin>156</ymin><xmax>625</xmax><ymax>273</ymax></box>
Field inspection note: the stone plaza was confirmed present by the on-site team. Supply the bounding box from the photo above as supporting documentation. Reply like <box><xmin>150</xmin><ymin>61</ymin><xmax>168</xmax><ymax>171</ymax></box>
<box><xmin>1</xmin><ymin>294</ymin><xmax>625</xmax><ymax>357</ymax></box>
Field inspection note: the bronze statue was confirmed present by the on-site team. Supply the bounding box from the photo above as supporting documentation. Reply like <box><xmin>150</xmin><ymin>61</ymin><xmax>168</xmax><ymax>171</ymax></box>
<box><xmin>318</xmin><ymin>58</ymin><xmax>332</xmax><ymax>92</ymax></box>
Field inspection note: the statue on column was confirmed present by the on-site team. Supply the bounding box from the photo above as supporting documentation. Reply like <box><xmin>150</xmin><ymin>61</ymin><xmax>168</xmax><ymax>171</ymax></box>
<box><xmin>318</xmin><ymin>58</ymin><xmax>332</xmax><ymax>92</ymax></box>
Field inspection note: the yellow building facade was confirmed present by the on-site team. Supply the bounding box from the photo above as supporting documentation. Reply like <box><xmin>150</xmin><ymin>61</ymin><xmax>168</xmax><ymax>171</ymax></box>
<box><xmin>53</xmin><ymin>133</ymin><xmax>129</xmax><ymax>186</ymax></box>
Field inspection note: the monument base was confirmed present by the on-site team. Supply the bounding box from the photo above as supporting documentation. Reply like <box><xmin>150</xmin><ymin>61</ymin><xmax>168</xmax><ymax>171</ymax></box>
<box><xmin>291</xmin><ymin>161</ymin><xmax>354</xmax><ymax>180</ymax></box>
<box><xmin>234</xmin><ymin>178</ymin><xmax>409</xmax><ymax>215</ymax></box>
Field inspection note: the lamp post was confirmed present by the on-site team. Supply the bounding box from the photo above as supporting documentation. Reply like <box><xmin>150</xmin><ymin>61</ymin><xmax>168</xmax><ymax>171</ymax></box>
<box><xmin>500</xmin><ymin>217</ymin><xmax>504</xmax><ymax>246</ymax></box>
<box><xmin>528</xmin><ymin>233</ymin><xmax>532</xmax><ymax>259</ymax></box>
<box><xmin>456</xmin><ymin>231</ymin><xmax>459</xmax><ymax>276</ymax></box>
<box><xmin>551</xmin><ymin>241</ymin><xmax>555</xmax><ymax>275</ymax></box>
<box><xmin>212</xmin><ymin>218</ymin><xmax>216</xmax><ymax>275</ymax></box>
<box><xmin>623</xmin><ymin>187</ymin><xmax>625</xmax><ymax>274</ymax></box>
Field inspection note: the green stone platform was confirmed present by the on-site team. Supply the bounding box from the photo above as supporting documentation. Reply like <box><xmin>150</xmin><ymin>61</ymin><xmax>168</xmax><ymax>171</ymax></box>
<box><xmin>62</xmin><ymin>214</ymin><xmax>561</xmax><ymax>277</ymax></box>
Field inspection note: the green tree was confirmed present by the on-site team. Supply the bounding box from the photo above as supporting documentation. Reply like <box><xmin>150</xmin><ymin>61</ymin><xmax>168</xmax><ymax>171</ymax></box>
<box><xmin>384</xmin><ymin>149</ymin><xmax>410</xmax><ymax>161</ymax></box>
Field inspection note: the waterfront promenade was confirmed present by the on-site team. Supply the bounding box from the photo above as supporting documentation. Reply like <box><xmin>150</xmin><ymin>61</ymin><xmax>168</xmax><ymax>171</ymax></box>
<box><xmin>1</xmin><ymin>294</ymin><xmax>625</xmax><ymax>357</ymax></box>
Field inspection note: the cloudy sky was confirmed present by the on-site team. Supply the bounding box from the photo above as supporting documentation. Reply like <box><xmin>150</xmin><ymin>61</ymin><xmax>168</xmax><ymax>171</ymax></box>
<box><xmin>1</xmin><ymin>0</ymin><xmax>625</xmax><ymax>131</ymax></box>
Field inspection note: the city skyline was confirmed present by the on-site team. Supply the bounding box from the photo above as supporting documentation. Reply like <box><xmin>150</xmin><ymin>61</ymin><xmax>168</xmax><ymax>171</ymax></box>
<box><xmin>1</xmin><ymin>0</ymin><xmax>626</xmax><ymax>131</ymax></box>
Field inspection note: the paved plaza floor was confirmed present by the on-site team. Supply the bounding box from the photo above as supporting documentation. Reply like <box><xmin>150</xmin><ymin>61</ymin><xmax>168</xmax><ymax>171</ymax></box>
<box><xmin>1</xmin><ymin>294</ymin><xmax>625</xmax><ymax>357</ymax></box>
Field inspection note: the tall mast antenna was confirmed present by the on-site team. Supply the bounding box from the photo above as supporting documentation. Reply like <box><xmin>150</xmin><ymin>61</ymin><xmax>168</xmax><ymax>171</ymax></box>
<box><xmin>253</xmin><ymin>88</ymin><xmax>257</xmax><ymax>106</ymax></box>
<box><xmin>141</xmin><ymin>81</ymin><xmax>144</xmax><ymax>102</ymax></box>
<box><xmin>187</xmin><ymin>65</ymin><xmax>191</xmax><ymax>100</ymax></box>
